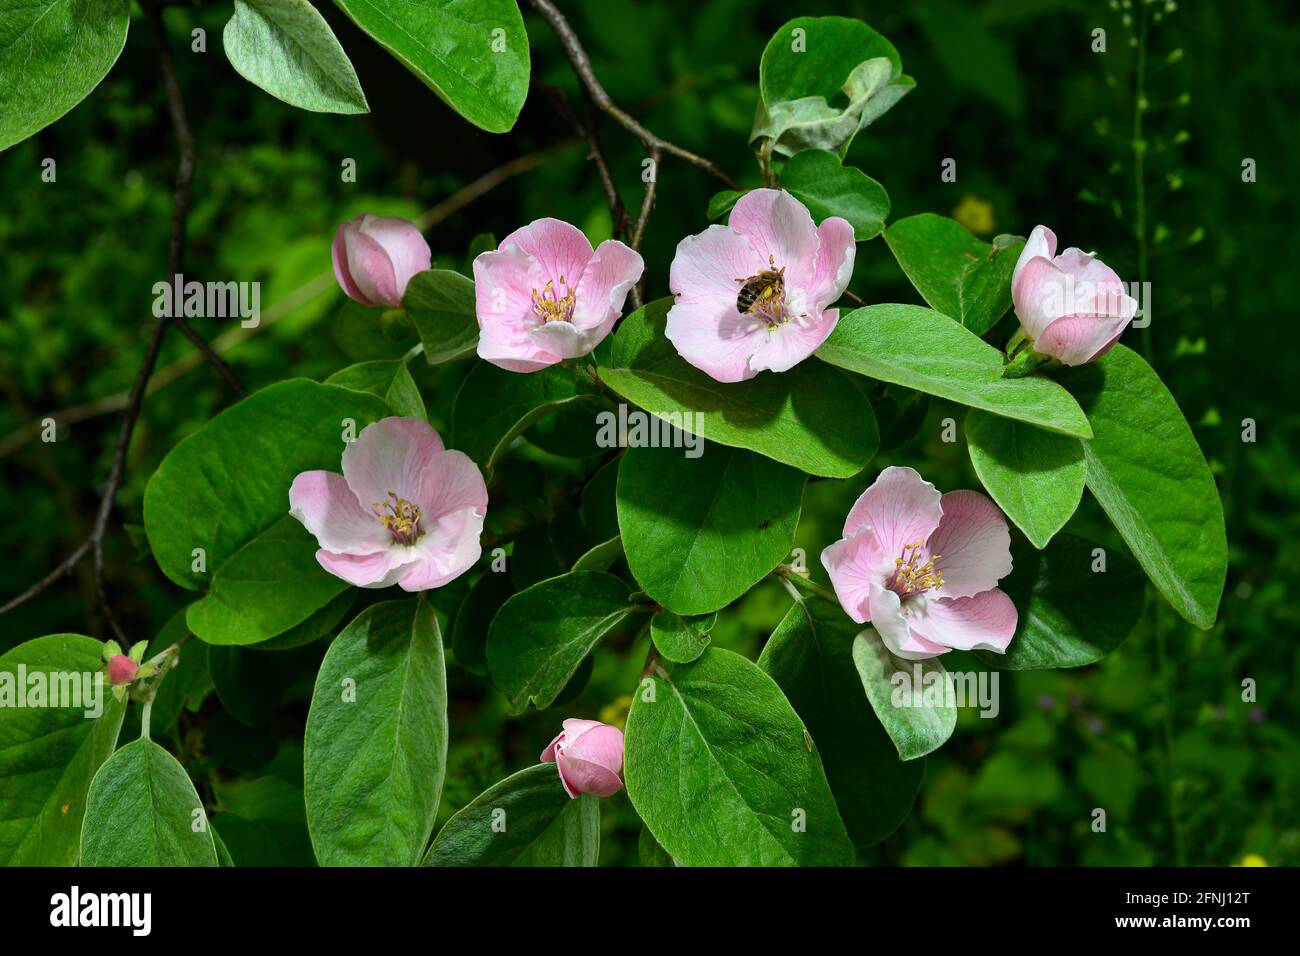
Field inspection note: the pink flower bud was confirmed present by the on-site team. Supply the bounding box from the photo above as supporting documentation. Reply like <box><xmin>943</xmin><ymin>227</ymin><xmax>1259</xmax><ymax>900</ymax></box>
<box><xmin>331</xmin><ymin>214</ymin><xmax>431</xmax><ymax>309</ymax></box>
<box><xmin>540</xmin><ymin>718</ymin><xmax>625</xmax><ymax>798</ymax></box>
<box><xmin>107</xmin><ymin>655</ymin><xmax>139</xmax><ymax>686</ymax></box>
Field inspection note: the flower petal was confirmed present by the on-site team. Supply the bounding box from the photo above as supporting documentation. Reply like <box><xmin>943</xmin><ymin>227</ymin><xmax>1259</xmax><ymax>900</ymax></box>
<box><xmin>342</xmin><ymin>416</ymin><xmax>445</xmax><ymax>513</ymax></box>
<box><xmin>805</xmin><ymin>216</ymin><xmax>857</xmax><ymax>311</ymax></box>
<box><xmin>747</xmin><ymin>309</ymin><xmax>839</xmax><ymax>375</ymax></box>
<box><xmin>288</xmin><ymin>470</ymin><xmax>388</xmax><ymax>555</ymax></box>
<box><xmin>416</xmin><ymin>449</ymin><xmax>489</xmax><ymax>520</ymax></box>
<box><xmin>500</xmin><ymin>218</ymin><xmax>593</xmax><ymax>292</ymax></box>
<box><xmin>925</xmin><ymin>490</ymin><xmax>1013</xmax><ymax>599</ymax></box>
<box><xmin>669</xmin><ymin>223</ymin><xmax>767</xmax><ymax>304</ymax></box>
<box><xmin>571</xmin><ymin>239</ymin><xmax>643</xmax><ymax>333</ymax></box>
<box><xmin>342</xmin><ymin>221</ymin><xmax>400</xmax><ymax>308</ymax></box>
<box><xmin>1011</xmin><ymin>255</ymin><xmax>1067</xmax><ymax>340</ymax></box>
<box><xmin>727</xmin><ymin>189</ymin><xmax>819</xmax><ymax>284</ymax></box>
<box><xmin>908</xmin><ymin>588</ymin><xmax>1018</xmax><ymax>654</ymax></box>
<box><xmin>359</xmin><ymin>215</ymin><xmax>430</xmax><ymax>301</ymax></box>
<box><xmin>332</xmin><ymin>221</ymin><xmax>369</xmax><ymax>305</ymax></box>
<box><xmin>821</xmin><ymin>529</ymin><xmax>887</xmax><ymax>624</ymax></box>
<box><xmin>1036</xmin><ymin>311</ymin><xmax>1134</xmax><ymax>366</ymax></box>
<box><xmin>1013</xmin><ymin>224</ymin><xmax>1057</xmax><ymax>280</ymax></box>
<box><xmin>394</xmin><ymin>506</ymin><xmax>484</xmax><ymax>591</ymax></box>
<box><xmin>316</xmin><ymin>547</ymin><xmax>410</xmax><ymax>588</ymax></box>
<box><xmin>869</xmin><ymin>583</ymin><xmax>949</xmax><ymax>660</ymax></box>
<box><xmin>540</xmin><ymin>730</ymin><xmax>565</xmax><ymax>763</ymax></box>
<box><xmin>664</xmin><ymin>296</ymin><xmax>767</xmax><ymax>383</ymax></box>
<box><xmin>842</xmin><ymin>466</ymin><xmax>944</xmax><ymax>557</ymax></box>
<box><xmin>558</xmin><ymin>755</ymin><xmax>624</xmax><ymax>798</ymax></box>
<box><xmin>567</xmin><ymin>723</ymin><xmax>624</xmax><ymax>775</ymax></box>
<box><xmin>529</xmin><ymin>319</ymin><xmax>600</xmax><ymax>361</ymax></box>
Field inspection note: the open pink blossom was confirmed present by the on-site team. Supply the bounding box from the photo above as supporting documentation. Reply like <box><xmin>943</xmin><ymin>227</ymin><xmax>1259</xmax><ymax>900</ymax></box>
<box><xmin>472</xmin><ymin>218</ymin><xmax>644</xmax><ymax>372</ymax></box>
<box><xmin>288</xmin><ymin>417</ymin><xmax>487</xmax><ymax>592</ymax></box>
<box><xmin>332</xmin><ymin>214</ymin><xmax>431</xmax><ymax>309</ymax></box>
<box><xmin>541</xmin><ymin>718</ymin><xmax>625</xmax><ymax>798</ymax></box>
<box><xmin>665</xmin><ymin>189</ymin><xmax>855</xmax><ymax>383</ymax></box>
<box><xmin>1011</xmin><ymin>224</ymin><xmax>1139</xmax><ymax>366</ymax></box>
<box><xmin>820</xmin><ymin>466</ymin><xmax>1017</xmax><ymax>660</ymax></box>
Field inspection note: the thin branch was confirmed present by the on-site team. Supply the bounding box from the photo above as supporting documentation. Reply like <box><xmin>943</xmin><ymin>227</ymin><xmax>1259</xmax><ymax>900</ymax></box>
<box><xmin>526</xmin><ymin>0</ymin><xmax>738</xmax><ymax>191</ymax></box>
<box><xmin>1</xmin><ymin>2</ymin><xmax>200</xmax><ymax>630</ymax></box>
<box><xmin>534</xmin><ymin>79</ymin><xmax>629</xmax><ymax>239</ymax></box>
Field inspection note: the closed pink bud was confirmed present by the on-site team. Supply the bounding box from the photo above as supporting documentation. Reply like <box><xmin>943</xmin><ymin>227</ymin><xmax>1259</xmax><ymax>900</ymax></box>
<box><xmin>540</xmin><ymin>718</ymin><xmax>624</xmax><ymax>798</ymax></box>
<box><xmin>107</xmin><ymin>655</ymin><xmax>139</xmax><ymax>686</ymax></box>
<box><xmin>331</xmin><ymin>214</ymin><xmax>431</xmax><ymax>309</ymax></box>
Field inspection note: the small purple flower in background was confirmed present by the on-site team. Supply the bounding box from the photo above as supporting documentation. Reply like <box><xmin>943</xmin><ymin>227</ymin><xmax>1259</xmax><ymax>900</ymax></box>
<box><xmin>1036</xmin><ymin>693</ymin><xmax>1055</xmax><ymax>711</ymax></box>
<box><xmin>665</xmin><ymin>188</ymin><xmax>855</xmax><ymax>382</ymax></box>
<box><xmin>332</xmin><ymin>214</ymin><xmax>431</xmax><ymax>309</ymax></box>
<box><xmin>473</xmin><ymin>218</ymin><xmax>643</xmax><ymax>372</ymax></box>
<box><xmin>289</xmin><ymin>417</ymin><xmax>487</xmax><ymax>591</ymax></box>
<box><xmin>541</xmin><ymin>718</ymin><xmax>625</xmax><ymax>798</ymax></box>
<box><xmin>1010</xmin><ymin>224</ymin><xmax>1139</xmax><ymax>366</ymax></box>
<box><xmin>821</xmin><ymin>466</ymin><xmax>1017</xmax><ymax>660</ymax></box>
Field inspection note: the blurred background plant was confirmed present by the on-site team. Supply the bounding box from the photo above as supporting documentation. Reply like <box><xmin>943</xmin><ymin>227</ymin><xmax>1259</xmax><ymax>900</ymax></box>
<box><xmin>1</xmin><ymin>0</ymin><xmax>1296</xmax><ymax>866</ymax></box>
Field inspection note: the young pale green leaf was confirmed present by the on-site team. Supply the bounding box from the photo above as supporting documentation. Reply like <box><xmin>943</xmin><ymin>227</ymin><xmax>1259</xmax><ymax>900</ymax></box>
<box><xmin>650</xmin><ymin>610</ymin><xmax>715</xmax><ymax>664</ymax></box>
<box><xmin>965</xmin><ymin>409</ymin><xmax>1085</xmax><ymax>548</ymax></box>
<box><xmin>451</xmin><ymin>570</ymin><xmax>514</xmax><ymax>676</ymax></box>
<box><xmin>780</xmin><ymin>148</ymin><xmax>890</xmax><ymax>241</ymax></box>
<box><xmin>817</xmin><ymin>304</ymin><xmax>1093</xmax><ymax>438</ymax></box>
<box><xmin>625</xmin><ymin>647</ymin><xmax>854</xmax><ymax>866</ymax></box>
<box><xmin>754</xmin><ymin>16</ymin><xmax>913</xmax><ymax>158</ymax></box>
<box><xmin>1058</xmin><ymin>345</ymin><xmax>1227</xmax><ymax>629</ymax></box>
<box><xmin>852</xmin><ymin>628</ymin><xmax>956</xmax><ymax>760</ymax></box>
<box><xmin>0</xmin><ymin>0</ymin><xmax>130</xmax><ymax>150</ymax></box>
<box><xmin>617</xmin><ymin>444</ymin><xmax>805</xmax><ymax>615</ymax></box>
<box><xmin>452</xmin><ymin>361</ymin><xmax>599</xmax><ymax>471</ymax></box>
<box><xmin>598</xmin><ymin>297</ymin><xmax>878</xmax><ymax>478</ymax></box>
<box><xmin>80</xmin><ymin>738</ymin><xmax>217</xmax><ymax>866</ymax></box>
<box><xmin>304</xmin><ymin>598</ymin><xmax>447</xmax><ymax>866</ymax></box>
<box><xmin>486</xmin><ymin>572</ymin><xmax>635</xmax><ymax>714</ymax></box>
<box><xmin>706</xmin><ymin>189</ymin><xmax>745</xmax><ymax>220</ymax></box>
<box><xmin>760</xmin><ymin>598</ymin><xmax>922</xmax><ymax>848</ymax></box>
<box><xmin>326</xmin><ymin>360</ymin><xmax>426</xmax><ymax>420</ymax></box>
<box><xmin>143</xmin><ymin>379</ymin><xmax>390</xmax><ymax>591</ymax></box>
<box><xmin>883</xmin><ymin>213</ymin><xmax>1025</xmax><ymax>335</ymax></box>
<box><xmin>571</xmin><ymin>535</ymin><xmax>623</xmax><ymax>573</ymax></box>
<box><xmin>0</xmin><ymin>635</ymin><xmax>126</xmax><ymax>865</ymax></box>
<box><xmin>186</xmin><ymin>515</ymin><xmax>351</xmax><ymax>646</ymax></box>
<box><xmin>980</xmin><ymin>533</ymin><xmax>1146</xmax><ymax>670</ymax></box>
<box><xmin>422</xmin><ymin>763</ymin><xmax>598</xmax><ymax>866</ymax></box>
<box><xmin>222</xmin><ymin>0</ymin><xmax>368</xmax><ymax>114</ymax></box>
<box><xmin>332</xmin><ymin>0</ymin><xmax>529</xmax><ymax>133</ymax></box>
<box><xmin>403</xmin><ymin>269</ymin><xmax>479</xmax><ymax>365</ymax></box>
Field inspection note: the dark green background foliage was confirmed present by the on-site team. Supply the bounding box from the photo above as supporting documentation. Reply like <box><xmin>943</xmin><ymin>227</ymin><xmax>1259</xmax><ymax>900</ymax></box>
<box><xmin>2</xmin><ymin>0</ymin><xmax>1297</xmax><ymax>866</ymax></box>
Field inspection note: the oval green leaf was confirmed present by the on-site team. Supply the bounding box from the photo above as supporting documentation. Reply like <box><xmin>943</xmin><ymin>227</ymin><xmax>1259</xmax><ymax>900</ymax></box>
<box><xmin>852</xmin><ymin>628</ymin><xmax>956</xmax><ymax>760</ymax></box>
<box><xmin>649</xmin><ymin>610</ymin><xmax>715</xmax><ymax>664</ymax></box>
<box><xmin>403</xmin><ymin>269</ymin><xmax>479</xmax><ymax>365</ymax></box>
<box><xmin>780</xmin><ymin>148</ymin><xmax>890</xmax><ymax>241</ymax></box>
<box><xmin>326</xmin><ymin>359</ymin><xmax>426</xmax><ymax>420</ymax></box>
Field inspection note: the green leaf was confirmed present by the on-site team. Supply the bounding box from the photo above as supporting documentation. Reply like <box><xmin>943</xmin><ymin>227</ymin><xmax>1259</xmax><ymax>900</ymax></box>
<box><xmin>1057</xmin><ymin>345</ymin><xmax>1227</xmax><ymax>628</ymax></box>
<box><xmin>760</xmin><ymin>598</ymin><xmax>922</xmax><ymax>847</ymax></box>
<box><xmin>403</xmin><ymin>269</ymin><xmax>479</xmax><ymax>365</ymax></box>
<box><xmin>0</xmin><ymin>0</ymin><xmax>130</xmax><ymax>150</ymax></box>
<box><xmin>332</xmin><ymin>0</ymin><xmax>529</xmax><ymax>133</ymax></box>
<box><xmin>186</xmin><ymin>516</ymin><xmax>352</xmax><ymax>646</ymax></box>
<box><xmin>780</xmin><ymin>149</ymin><xmax>890</xmax><ymax>241</ymax></box>
<box><xmin>980</xmin><ymin>533</ymin><xmax>1146</xmax><ymax>670</ymax></box>
<box><xmin>304</xmin><ymin>598</ymin><xmax>447</xmax><ymax>866</ymax></box>
<box><xmin>326</xmin><ymin>359</ymin><xmax>427</xmax><ymax>420</ymax></box>
<box><xmin>706</xmin><ymin>189</ymin><xmax>744</xmax><ymax>220</ymax></box>
<box><xmin>965</xmin><ymin>409</ymin><xmax>1085</xmax><ymax>548</ymax></box>
<box><xmin>571</xmin><ymin>535</ymin><xmax>623</xmax><ymax>572</ymax></box>
<box><xmin>451</xmin><ymin>570</ymin><xmax>514</xmax><ymax>676</ymax></box>
<box><xmin>210</xmin><ymin>775</ymin><xmax>315</xmax><ymax>866</ymax></box>
<box><xmin>753</xmin><ymin>16</ymin><xmax>913</xmax><ymax>159</ymax></box>
<box><xmin>251</xmin><ymin>587</ymin><xmax>355</xmax><ymax>651</ymax></box>
<box><xmin>0</xmin><ymin>635</ymin><xmax>126</xmax><ymax>865</ymax></box>
<box><xmin>143</xmin><ymin>378</ymin><xmax>390</xmax><ymax>588</ymax></box>
<box><xmin>598</xmin><ymin>297</ymin><xmax>878</xmax><ymax>478</ymax></box>
<box><xmin>486</xmin><ymin>572</ymin><xmax>635</xmax><ymax>714</ymax></box>
<box><xmin>618</xmin><ymin>444</ymin><xmax>805</xmax><ymax>615</ymax></box>
<box><xmin>883</xmin><ymin>214</ymin><xmax>1025</xmax><ymax>335</ymax></box>
<box><xmin>452</xmin><ymin>361</ymin><xmax>598</xmax><ymax>471</ymax></box>
<box><xmin>223</xmin><ymin>0</ymin><xmax>368</xmax><ymax>114</ymax></box>
<box><xmin>80</xmin><ymin>738</ymin><xmax>217</xmax><ymax>866</ymax></box>
<box><xmin>625</xmin><ymin>647</ymin><xmax>854</xmax><ymax>866</ymax></box>
<box><xmin>852</xmin><ymin>628</ymin><xmax>956</xmax><ymax>760</ymax></box>
<box><xmin>817</xmin><ymin>304</ymin><xmax>1092</xmax><ymax>438</ymax></box>
<box><xmin>422</xmin><ymin>764</ymin><xmax>598</xmax><ymax>866</ymax></box>
<box><xmin>650</xmin><ymin>610</ymin><xmax>715</xmax><ymax>664</ymax></box>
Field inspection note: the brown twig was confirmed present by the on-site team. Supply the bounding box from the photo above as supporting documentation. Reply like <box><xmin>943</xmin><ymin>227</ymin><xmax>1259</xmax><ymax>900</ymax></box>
<box><xmin>526</xmin><ymin>0</ymin><xmax>738</xmax><ymax>191</ymax></box>
<box><xmin>1</xmin><ymin>2</ymin><xmax>205</xmax><ymax>630</ymax></box>
<box><xmin>534</xmin><ymin>79</ymin><xmax>630</xmax><ymax>240</ymax></box>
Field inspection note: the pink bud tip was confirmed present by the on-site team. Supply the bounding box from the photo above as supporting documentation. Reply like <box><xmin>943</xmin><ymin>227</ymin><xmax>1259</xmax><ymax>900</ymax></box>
<box><xmin>107</xmin><ymin>655</ymin><xmax>139</xmax><ymax>686</ymax></box>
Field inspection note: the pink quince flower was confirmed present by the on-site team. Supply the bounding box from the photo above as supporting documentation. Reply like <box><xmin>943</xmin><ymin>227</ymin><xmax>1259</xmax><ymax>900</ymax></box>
<box><xmin>332</xmin><ymin>214</ymin><xmax>431</xmax><ymax>309</ymax></box>
<box><xmin>1011</xmin><ymin>224</ymin><xmax>1139</xmax><ymax>366</ymax></box>
<box><xmin>107</xmin><ymin>655</ymin><xmax>139</xmax><ymax>686</ymax></box>
<box><xmin>541</xmin><ymin>718</ymin><xmax>625</xmax><ymax>798</ymax></box>
<box><xmin>820</xmin><ymin>466</ymin><xmax>1017</xmax><ymax>660</ymax></box>
<box><xmin>472</xmin><ymin>218</ymin><xmax>644</xmax><ymax>372</ymax></box>
<box><xmin>665</xmin><ymin>188</ymin><xmax>855</xmax><ymax>383</ymax></box>
<box><xmin>288</xmin><ymin>417</ymin><xmax>487</xmax><ymax>591</ymax></box>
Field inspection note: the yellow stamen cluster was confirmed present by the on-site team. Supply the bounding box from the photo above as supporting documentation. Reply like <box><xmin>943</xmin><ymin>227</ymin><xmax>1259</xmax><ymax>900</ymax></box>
<box><xmin>373</xmin><ymin>491</ymin><xmax>422</xmax><ymax>545</ymax></box>
<box><xmin>890</xmin><ymin>541</ymin><xmax>944</xmax><ymax>597</ymax></box>
<box><xmin>531</xmin><ymin>277</ymin><xmax>576</xmax><ymax>324</ymax></box>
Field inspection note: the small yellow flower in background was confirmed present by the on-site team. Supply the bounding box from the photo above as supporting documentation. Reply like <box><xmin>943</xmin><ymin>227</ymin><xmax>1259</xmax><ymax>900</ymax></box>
<box><xmin>953</xmin><ymin>194</ymin><xmax>996</xmax><ymax>235</ymax></box>
<box><xmin>599</xmin><ymin>694</ymin><xmax>633</xmax><ymax>730</ymax></box>
<box><xmin>1237</xmin><ymin>853</ymin><xmax>1268</xmax><ymax>867</ymax></box>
